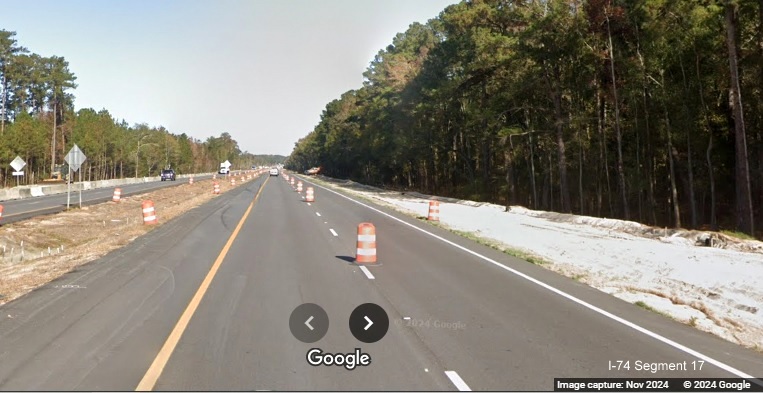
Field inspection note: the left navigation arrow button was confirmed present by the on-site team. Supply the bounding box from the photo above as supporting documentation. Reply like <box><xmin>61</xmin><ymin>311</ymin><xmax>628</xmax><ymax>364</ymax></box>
<box><xmin>289</xmin><ymin>303</ymin><xmax>328</xmax><ymax>343</ymax></box>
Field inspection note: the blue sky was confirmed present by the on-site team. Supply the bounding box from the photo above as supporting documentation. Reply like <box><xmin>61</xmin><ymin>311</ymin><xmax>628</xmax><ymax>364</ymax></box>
<box><xmin>0</xmin><ymin>0</ymin><xmax>458</xmax><ymax>156</ymax></box>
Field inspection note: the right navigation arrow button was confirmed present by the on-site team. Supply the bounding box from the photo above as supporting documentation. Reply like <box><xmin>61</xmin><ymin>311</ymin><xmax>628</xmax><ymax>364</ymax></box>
<box><xmin>349</xmin><ymin>303</ymin><xmax>388</xmax><ymax>343</ymax></box>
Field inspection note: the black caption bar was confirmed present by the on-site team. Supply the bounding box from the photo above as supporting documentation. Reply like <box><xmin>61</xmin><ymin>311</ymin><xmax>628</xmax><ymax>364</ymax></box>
<box><xmin>554</xmin><ymin>378</ymin><xmax>763</xmax><ymax>392</ymax></box>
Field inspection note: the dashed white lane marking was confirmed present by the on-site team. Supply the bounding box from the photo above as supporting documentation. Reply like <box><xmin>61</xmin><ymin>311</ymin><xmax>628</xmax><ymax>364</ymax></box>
<box><xmin>329</xmin><ymin>229</ymin><xmax>338</xmax><ymax>237</ymax></box>
<box><xmin>303</xmin><ymin>179</ymin><xmax>756</xmax><ymax>380</ymax></box>
<box><xmin>445</xmin><ymin>371</ymin><xmax>471</xmax><ymax>391</ymax></box>
<box><xmin>359</xmin><ymin>266</ymin><xmax>375</xmax><ymax>280</ymax></box>
<box><xmin>307</xmin><ymin>202</ymin><xmax>311</xmax><ymax>206</ymax></box>
<box><xmin>315</xmin><ymin>212</ymin><xmax>321</xmax><ymax>217</ymax></box>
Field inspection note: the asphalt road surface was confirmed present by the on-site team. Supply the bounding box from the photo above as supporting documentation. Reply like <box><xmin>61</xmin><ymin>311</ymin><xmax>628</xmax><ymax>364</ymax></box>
<box><xmin>0</xmin><ymin>174</ymin><xmax>215</xmax><ymax>224</ymax></box>
<box><xmin>0</xmin><ymin>172</ymin><xmax>762</xmax><ymax>391</ymax></box>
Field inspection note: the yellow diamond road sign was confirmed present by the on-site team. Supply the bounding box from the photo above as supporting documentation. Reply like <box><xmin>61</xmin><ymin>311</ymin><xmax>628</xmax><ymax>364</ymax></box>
<box><xmin>65</xmin><ymin>144</ymin><xmax>87</xmax><ymax>172</ymax></box>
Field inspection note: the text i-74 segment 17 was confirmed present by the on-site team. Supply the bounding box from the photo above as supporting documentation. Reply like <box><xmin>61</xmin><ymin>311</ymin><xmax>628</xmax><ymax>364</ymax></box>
<box><xmin>608</xmin><ymin>360</ymin><xmax>705</xmax><ymax>373</ymax></box>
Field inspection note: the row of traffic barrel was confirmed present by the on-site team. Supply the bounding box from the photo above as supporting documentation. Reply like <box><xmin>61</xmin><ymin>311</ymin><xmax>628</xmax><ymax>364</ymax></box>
<box><xmin>0</xmin><ymin>170</ymin><xmax>266</xmax><ymax>226</ymax></box>
<box><xmin>284</xmin><ymin>173</ymin><xmax>315</xmax><ymax>203</ymax></box>
<box><xmin>352</xmin><ymin>202</ymin><xmax>440</xmax><ymax>264</ymax></box>
<box><xmin>115</xmin><ymin>170</ymin><xmax>263</xmax><ymax>225</ymax></box>
<box><xmin>352</xmin><ymin>201</ymin><xmax>440</xmax><ymax>264</ymax></box>
<box><xmin>279</xmin><ymin>172</ymin><xmax>444</xmax><ymax>265</ymax></box>
<box><xmin>283</xmin><ymin>172</ymin><xmax>378</xmax><ymax>264</ymax></box>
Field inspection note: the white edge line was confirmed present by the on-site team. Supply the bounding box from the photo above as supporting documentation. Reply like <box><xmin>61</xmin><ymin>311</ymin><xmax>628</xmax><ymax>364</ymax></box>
<box><xmin>329</xmin><ymin>228</ymin><xmax>338</xmax><ymax>237</ymax></box>
<box><xmin>302</xmin><ymin>177</ymin><xmax>755</xmax><ymax>379</ymax></box>
<box><xmin>359</xmin><ymin>265</ymin><xmax>375</xmax><ymax>280</ymax></box>
<box><xmin>445</xmin><ymin>371</ymin><xmax>471</xmax><ymax>391</ymax></box>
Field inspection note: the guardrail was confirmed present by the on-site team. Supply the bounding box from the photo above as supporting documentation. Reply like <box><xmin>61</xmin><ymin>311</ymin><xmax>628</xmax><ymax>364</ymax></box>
<box><xmin>0</xmin><ymin>172</ymin><xmax>215</xmax><ymax>202</ymax></box>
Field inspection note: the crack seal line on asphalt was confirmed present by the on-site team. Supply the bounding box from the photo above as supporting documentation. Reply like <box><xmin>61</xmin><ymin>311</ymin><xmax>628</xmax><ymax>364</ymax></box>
<box><xmin>135</xmin><ymin>176</ymin><xmax>269</xmax><ymax>391</ymax></box>
<box><xmin>298</xmin><ymin>176</ymin><xmax>755</xmax><ymax>380</ymax></box>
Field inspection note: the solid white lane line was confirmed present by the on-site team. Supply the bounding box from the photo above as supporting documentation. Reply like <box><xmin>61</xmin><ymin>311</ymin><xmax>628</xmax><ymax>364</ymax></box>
<box><xmin>445</xmin><ymin>371</ymin><xmax>471</xmax><ymax>391</ymax></box>
<box><xmin>329</xmin><ymin>229</ymin><xmax>338</xmax><ymax>237</ymax></box>
<box><xmin>303</xmin><ymin>179</ymin><xmax>755</xmax><ymax>379</ymax></box>
<box><xmin>315</xmin><ymin>212</ymin><xmax>321</xmax><ymax>217</ymax></box>
<box><xmin>359</xmin><ymin>266</ymin><xmax>375</xmax><ymax>280</ymax></box>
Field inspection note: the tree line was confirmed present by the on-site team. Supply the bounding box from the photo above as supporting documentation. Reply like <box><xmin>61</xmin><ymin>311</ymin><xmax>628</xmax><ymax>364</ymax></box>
<box><xmin>286</xmin><ymin>0</ymin><xmax>763</xmax><ymax>237</ymax></box>
<box><xmin>0</xmin><ymin>29</ymin><xmax>251</xmax><ymax>186</ymax></box>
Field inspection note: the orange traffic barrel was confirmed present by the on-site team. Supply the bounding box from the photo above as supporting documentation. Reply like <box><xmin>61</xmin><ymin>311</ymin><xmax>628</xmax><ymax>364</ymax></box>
<box><xmin>290</xmin><ymin>178</ymin><xmax>295</xmax><ymax>186</ymax></box>
<box><xmin>0</xmin><ymin>204</ymin><xmax>4</xmax><ymax>222</ymax></box>
<box><xmin>142</xmin><ymin>200</ymin><xmax>158</xmax><ymax>225</ymax></box>
<box><xmin>189</xmin><ymin>176</ymin><xmax>194</xmax><ymax>185</ymax></box>
<box><xmin>427</xmin><ymin>201</ymin><xmax>440</xmax><ymax>221</ymax></box>
<box><xmin>305</xmin><ymin>187</ymin><xmax>314</xmax><ymax>202</ymax></box>
<box><xmin>356</xmin><ymin>223</ymin><xmax>377</xmax><ymax>263</ymax></box>
<box><xmin>231</xmin><ymin>178</ymin><xmax>236</xmax><ymax>186</ymax></box>
<box><xmin>297</xmin><ymin>181</ymin><xmax>303</xmax><ymax>193</ymax></box>
<box><xmin>112</xmin><ymin>188</ymin><xmax>122</xmax><ymax>202</ymax></box>
<box><xmin>213</xmin><ymin>181</ymin><xmax>220</xmax><ymax>194</ymax></box>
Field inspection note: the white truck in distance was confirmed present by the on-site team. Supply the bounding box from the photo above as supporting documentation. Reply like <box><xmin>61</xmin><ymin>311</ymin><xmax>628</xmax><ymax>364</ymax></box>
<box><xmin>219</xmin><ymin>160</ymin><xmax>231</xmax><ymax>174</ymax></box>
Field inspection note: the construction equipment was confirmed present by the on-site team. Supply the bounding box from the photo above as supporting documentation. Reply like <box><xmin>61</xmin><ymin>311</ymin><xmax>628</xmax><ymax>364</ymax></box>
<box><xmin>305</xmin><ymin>166</ymin><xmax>321</xmax><ymax>176</ymax></box>
<box><xmin>42</xmin><ymin>164</ymin><xmax>70</xmax><ymax>184</ymax></box>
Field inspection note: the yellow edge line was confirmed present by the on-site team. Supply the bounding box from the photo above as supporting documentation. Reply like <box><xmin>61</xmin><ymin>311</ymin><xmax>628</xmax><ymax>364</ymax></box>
<box><xmin>135</xmin><ymin>177</ymin><xmax>269</xmax><ymax>391</ymax></box>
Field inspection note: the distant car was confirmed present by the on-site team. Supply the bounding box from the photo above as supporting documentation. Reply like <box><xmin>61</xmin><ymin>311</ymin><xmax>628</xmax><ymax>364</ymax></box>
<box><xmin>161</xmin><ymin>169</ymin><xmax>176</xmax><ymax>181</ymax></box>
<box><xmin>269</xmin><ymin>168</ymin><xmax>279</xmax><ymax>176</ymax></box>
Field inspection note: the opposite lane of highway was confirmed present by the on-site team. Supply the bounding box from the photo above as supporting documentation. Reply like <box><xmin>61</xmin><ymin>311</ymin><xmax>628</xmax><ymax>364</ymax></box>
<box><xmin>0</xmin><ymin>174</ymin><xmax>215</xmax><ymax>225</ymax></box>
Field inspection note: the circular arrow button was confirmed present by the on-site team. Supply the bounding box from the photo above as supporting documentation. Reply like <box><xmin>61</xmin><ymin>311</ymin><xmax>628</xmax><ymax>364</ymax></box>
<box><xmin>349</xmin><ymin>303</ymin><xmax>389</xmax><ymax>343</ymax></box>
<box><xmin>289</xmin><ymin>303</ymin><xmax>329</xmax><ymax>343</ymax></box>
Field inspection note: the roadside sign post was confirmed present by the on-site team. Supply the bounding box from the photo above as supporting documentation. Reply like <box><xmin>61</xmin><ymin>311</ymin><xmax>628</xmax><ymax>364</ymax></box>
<box><xmin>64</xmin><ymin>144</ymin><xmax>87</xmax><ymax>210</ymax></box>
<box><xmin>10</xmin><ymin>156</ymin><xmax>26</xmax><ymax>187</ymax></box>
<box><xmin>67</xmin><ymin>166</ymin><xmax>71</xmax><ymax>208</ymax></box>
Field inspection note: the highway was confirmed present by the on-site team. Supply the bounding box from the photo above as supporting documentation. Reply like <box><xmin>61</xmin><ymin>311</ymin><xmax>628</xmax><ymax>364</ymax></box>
<box><xmin>0</xmin><ymin>172</ymin><xmax>761</xmax><ymax>390</ymax></box>
<box><xmin>0</xmin><ymin>174</ymin><xmax>214</xmax><ymax>225</ymax></box>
